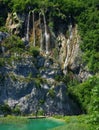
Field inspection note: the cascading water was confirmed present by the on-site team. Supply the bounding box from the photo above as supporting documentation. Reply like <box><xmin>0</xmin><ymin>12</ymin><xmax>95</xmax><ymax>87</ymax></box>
<box><xmin>69</xmin><ymin>24</ymin><xmax>73</xmax><ymax>39</ymax></box>
<box><xmin>64</xmin><ymin>39</ymin><xmax>70</xmax><ymax>69</ymax></box>
<box><xmin>64</xmin><ymin>23</ymin><xmax>73</xmax><ymax>70</ymax></box>
<box><xmin>43</xmin><ymin>12</ymin><xmax>50</xmax><ymax>54</ymax></box>
<box><xmin>39</xmin><ymin>13</ymin><xmax>43</xmax><ymax>51</ymax></box>
<box><xmin>32</xmin><ymin>11</ymin><xmax>36</xmax><ymax>46</ymax></box>
<box><xmin>26</xmin><ymin>12</ymin><xmax>30</xmax><ymax>42</ymax></box>
<box><xmin>69</xmin><ymin>15</ymin><xmax>73</xmax><ymax>39</ymax></box>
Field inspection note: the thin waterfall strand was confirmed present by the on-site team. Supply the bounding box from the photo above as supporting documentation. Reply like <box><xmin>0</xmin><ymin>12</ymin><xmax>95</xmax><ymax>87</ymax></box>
<box><xmin>39</xmin><ymin>13</ymin><xmax>43</xmax><ymax>51</ymax></box>
<box><xmin>26</xmin><ymin>12</ymin><xmax>30</xmax><ymax>42</ymax></box>
<box><xmin>43</xmin><ymin>13</ymin><xmax>50</xmax><ymax>54</ymax></box>
<box><xmin>64</xmin><ymin>39</ymin><xmax>70</xmax><ymax>69</ymax></box>
<box><xmin>64</xmin><ymin>24</ymin><xmax>73</xmax><ymax>69</ymax></box>
<box><xmin>69</xmin><ymin>24</ymin><xmax>73</xmax><ymax>39</ymax></box>
<box><xmin>33</xmin><ymin>11</ymin><xmax>36</xmax><ymax>46</ymax></box>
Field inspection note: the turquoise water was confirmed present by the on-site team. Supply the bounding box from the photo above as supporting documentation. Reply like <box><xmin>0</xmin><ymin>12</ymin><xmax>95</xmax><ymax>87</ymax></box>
<box><xmin>0</xmin><ymin>118</ymin><xmax>64</xmax><ymax>130</ymax></box>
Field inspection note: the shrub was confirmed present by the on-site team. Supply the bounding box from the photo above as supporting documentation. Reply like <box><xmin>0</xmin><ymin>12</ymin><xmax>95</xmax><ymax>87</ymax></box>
<box><xmin>12</xmin><ymin>107</ymin><xmax>21</xmax><ymax>115</ymax></box>
<box><xmin>0</xmin><ymin>104</ymin><xmax>12</xmax><ymax>115</ymax></box>
<box><xmin>2</xmin><ymin>35</ymin><xmax>25</xmax><ymax>53</ymax></box>
<box><xmin>29</xmin><ymin>46</ymin><xmax>40</xmax><ymax>57</ymax></box>
<box><xmin>35</xmin><ymin>78</ymin><xmax>41</xmax><ymax>88</ymax></box>
<box><xmin>48</xmin><ymin>89</ymin><xmax>55</xmax><ymax>98</ymax></box>
<box><xmin>0</xmin><ymin>58</ymin><xmax>5</xmax><ymax>67</ymax></box>
<box><xmin>52</xmin><ymin>48</ymin><xmax>59</xmax><ymax>60</ymax></box>
<box><xmin>39</xmin><ymin>99</ymin><xmax>45</xmax><ymax>105</ymax></box>
<box><xmin>37</xmin><ymin>109</ymin><xmax>44</xmax><ymax>116</ymax></box>
<box><xmin>54</xmin><ymin>75</ymin><xmax>63</xmax><ymax>81</ymax></box>
<box><xmin>68</xmin><ymin>76</ymin><xmax>99</xmax><ymax>114</ymax></box>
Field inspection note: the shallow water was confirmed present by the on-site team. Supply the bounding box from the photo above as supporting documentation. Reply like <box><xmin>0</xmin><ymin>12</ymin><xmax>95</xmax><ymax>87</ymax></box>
<box><xmin>0</xmin><ymin>118</ymin><xmax>64</xmax><ymax>130</ymax></box>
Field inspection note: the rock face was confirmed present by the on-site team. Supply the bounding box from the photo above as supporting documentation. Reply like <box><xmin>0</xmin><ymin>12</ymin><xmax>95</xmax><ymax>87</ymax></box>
<box><xmin>6</xmin><ymin>12</ymin><xmax>25</xmax><ymax>36</ymax></box>
<box><xmin>0</xmin><ymin>56</ymin><xmax>81</xmax><ymax>115</ymax></box>
<box><xmin>0</xmin><ymin>31</ymin><xmax>9</xmax><ymax>42</ymax></box>
<box><xmin>0</xmin><ymin>11</ymin><xmax>92</xmax><ymax>116</ymax></box>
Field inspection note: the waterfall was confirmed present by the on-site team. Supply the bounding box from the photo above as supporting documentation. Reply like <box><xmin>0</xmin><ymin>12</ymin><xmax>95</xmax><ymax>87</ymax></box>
<box><xmin>64</xmin><ymin>39</ymin><xmax>70</xmax><ymax>69</ymax></box>
<box><xmin>43</xmin><ymin>13</ymin><xmax>50</xmax><ymax>54</ymax></box>
<box><xmin>39</xmin><ymin>13</ymin><xmax>43</xmax><ymax>51</ymax></box>
<box><xmin>69</xmin><ymin>15</ymin><xmax>73</xmax><ymax>39</ymax></box>
<box><xmin>32</xmin><ymin>11</ymin><xmax>36</xmax><ymax>46</ymax></box>
<box><xmin>69</xmin><ymin>24</ymin><xmax>73</xmax><ymax>40</ymax></box>
<box><xmin>26</xmin><ymin>12</ymin><xmax>30</xmax><ymax>42</ymax></box>
<box><xmin>64</xmin><ymin>23</ymin><xmax>73</xmax><ymax>70</ymax></box>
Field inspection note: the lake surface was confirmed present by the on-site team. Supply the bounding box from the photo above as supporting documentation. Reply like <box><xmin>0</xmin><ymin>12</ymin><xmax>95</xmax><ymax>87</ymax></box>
<box><xmin>0</xmin><ymin>118</ymin><xmax>64</xmax><ymax>130</ymax></box>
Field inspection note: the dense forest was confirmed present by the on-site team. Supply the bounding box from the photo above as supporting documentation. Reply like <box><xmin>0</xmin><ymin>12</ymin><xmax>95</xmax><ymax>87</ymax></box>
<box><xmin>0</xmin><ymin>0</ymin><xmax>99</xmax><ymax>130</ymax></box>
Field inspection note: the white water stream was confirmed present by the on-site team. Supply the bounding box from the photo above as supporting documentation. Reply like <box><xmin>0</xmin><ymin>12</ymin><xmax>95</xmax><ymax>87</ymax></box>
<box><xmin>43</xmin><ymin>13</ymin><xmax>50</xmax><ymax>54</ymax></box>
<box><xmin>32</xmin><ymin>11</ymin><xmax>36</xmax><ymax>46</ymax></box>
<box><xmin>26</xmin><ymin>12</ymin><xmax>30</xmax><ymax>42</ymax></box>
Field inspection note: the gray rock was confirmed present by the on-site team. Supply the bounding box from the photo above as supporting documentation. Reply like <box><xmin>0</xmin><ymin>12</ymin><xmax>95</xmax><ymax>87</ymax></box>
<box><xmin>44</xmin><ymin>59</ymin><xmax>53</xmax><ymax>68</ymax></box>
<box><xmin>14</xmin><ymin>64</ymin><xmax>38</xmax><ymax>77</ymax></box>
<box><xmin>0</xmin><ymin>32</ymin><xmax>9</xmax><ymax>42</ymax></box>
<box><xmin>0</xmin><ymin>73</ymin><xmax>81</xmax><ymax>115</ymax></box>
<box><xmin>37</xmin><ymin>56</ymin><xmax>45</xmax><ymax>68</ymax></box>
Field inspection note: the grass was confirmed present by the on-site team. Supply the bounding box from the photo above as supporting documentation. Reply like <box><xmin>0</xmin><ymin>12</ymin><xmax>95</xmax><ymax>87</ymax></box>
<box><xmin>0</xmin><ymin>115</ymin><xmax>28</xmax><ymax>124</ymax></box>
<box><xmin>51</xmin><ymin>115</ymin><xmax>97</xmax><ymax>130</ymax></box>
<box><xmin>51</xmin><ymin>123</ymin><xmax>93</xmax><ymax>130</ymax></box>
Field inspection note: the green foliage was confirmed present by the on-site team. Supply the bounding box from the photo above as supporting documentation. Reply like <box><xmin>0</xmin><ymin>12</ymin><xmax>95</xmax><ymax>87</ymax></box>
<box><xmin>48</xmin><ymin>89</ymin><xmax>55</xmax><ymax>98</ymax></box>
<box><xmin>34</xmin><ymin>77</ymin><xmax>47</xmax><ymax>88</ymax></box>
<box><xmin>0</xmin><ymin>115</ymin><xmax>28</xmax><ymax>124</ymax></box>
<box><xmin>54</xmin><ymin>72</ymin><xmax>79</xmax><ymax>86</ymax></box>
<box><xmin>37</xmin><ymin>109</ymin><xmax>44</xmax><ymax>116</ymax></box>
<box><xmin>0</xmin><ymin>104</ymin><xmax>21</xmax><ymax>116</ymax></box>
<box><xmin>0</xmin><ymin>0</ymin><xmax>13</xmax><ymax>26</ymax></box>
<box><xmin>54</xmin><ymin>75</ymin><xmax>62</xmax><ymax>82</ymax></box>
<box><xmin>0</xmin><ymin>58</ymin><xmax>5</xmax><ymax>67</ymax></box>
<box><xmin>0</xmin><ymin>26</ymin><xmax>8</xmax><ymax>32</ymax></box>
<box><xmin>28</xmin><ymin>72</ymin><xmax>33</xmax><ymax>79</ymax></box>
<box><xmin>35</xmin><ymin>79</ymin><xmax>41</xmax><ymax>88</ymax></box>
<box><xmin>77</xmin><ymin>2</ymin><xmax>99</xmax><ymax>73</ymax></box>
<box><xmin>39</xmin><ymin>99</ymin><xmax>45</xmax><ymax>105</ymax></box>
<box><xmin>2</xmin><ymin>35</ymin><xmax>25</xmax><ymax>53</ymax></box>
<box><xmin>29</xmin><ymin>46</ymin><xmax>39</xmax><ymax>57</ymax></box>
<box><xmin>9</xmin><ymin>73</ymin><xmax>17</xmax><ymax>81</ymax></box>
<box><xmin>68</xmin><ymin>75</ymin><xmax>99</xmax><ymax>124</ymax></box>
<box><xmin>52</xmin><ymin>115</ymin><xmax>96</xmax><ymax>130</ymax></box>
<box><xmin>52</xmin><ymin>48</ymin><xmax>59</xmax><ymax>60</ymax></box>
<box><xmin>12</xmin><ymin>107</ymin><xmax>21</xmax><ymax>115</ymax></box>
<box><xmin>34</xmin><ymin>77</ymin><xmax>45</xmax><ymax>88</ymax></box>
<box><xmin>0</xmin><ymin>104</ymin><xmax>12</xmax><ymax>115</ymax></box>
<box><xmin>88</xmin><ymin>84</ymin><xmax>99</xmax><ymax>124</ymax></box>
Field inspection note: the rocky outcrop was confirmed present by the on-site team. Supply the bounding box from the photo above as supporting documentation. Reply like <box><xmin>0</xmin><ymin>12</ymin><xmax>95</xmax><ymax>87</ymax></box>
<box><xmin>6</xmin><ymin>12</ymin><xmax>25</xmax><ymax>36</ymax></box>
<box><xmin>0</xmin><ymin>55</ymin><xmax>81</xmax><ymax>115</ymax></box>
<box><xmin>0</xmin><ymin>31</ymin><xmax>10</xmax><ymax>54</ymax></box>
<box><xmin>0</xmin><ymin>31</ymin><xmax>9</xmax><ymax>42</ymax></box>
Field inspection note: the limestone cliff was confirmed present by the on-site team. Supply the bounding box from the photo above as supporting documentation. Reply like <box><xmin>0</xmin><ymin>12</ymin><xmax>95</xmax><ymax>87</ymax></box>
<box><xmin>0</xmin><ymin>55</ymin><xmax>81</xmax><ymax>115</ymax></box>
<box><xmin>0</xmin><ymin>11</ymin><xmax>92</xmax><ymax>115</ymax></box>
